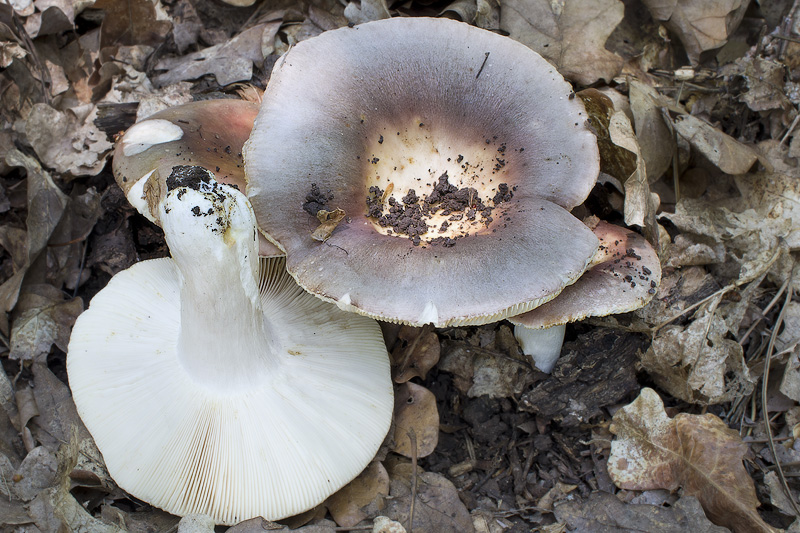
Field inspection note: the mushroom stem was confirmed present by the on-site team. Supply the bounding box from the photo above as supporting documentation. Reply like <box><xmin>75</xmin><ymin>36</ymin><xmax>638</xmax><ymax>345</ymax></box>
<box><xmin>513</xmin><ymin>324</ymin><xmax>566</xmax><ymax>374</ymax></box>
<box><xmin>160</xmin><ymin>166</ymin><xmax>278</xmax><ymax>387</ymax></box>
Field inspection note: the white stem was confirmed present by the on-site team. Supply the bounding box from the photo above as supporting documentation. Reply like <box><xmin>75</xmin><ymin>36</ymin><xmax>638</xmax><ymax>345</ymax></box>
<box><xmin>160</xmin><ymin>168</ymin><xmax>277</xmax><ymax>389</ymax></box>
<box><xmin>513</xmin><ymin>324</ymin><xmax>566</xmax><ymax>374</ymax></box>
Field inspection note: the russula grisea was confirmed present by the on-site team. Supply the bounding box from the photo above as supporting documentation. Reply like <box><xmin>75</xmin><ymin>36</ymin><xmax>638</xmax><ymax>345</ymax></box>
<box><xmin>244</xmin><ymin>17</ymin><xmax>601</xmax><ymax>327</ymax></box>
<box><xmin>112</xmin><ymin>99</ymin><xmax>281</xmax><ymax>256</ymax></box>
<box><xmin>510</xmin><ymin>219</ymin><xmax>662</xmax><ymax>372</ymax></box>
<box><xmin>67</xmin><ymin>167</ymin><xmax>393</xmax><ymax>525</ymax></box>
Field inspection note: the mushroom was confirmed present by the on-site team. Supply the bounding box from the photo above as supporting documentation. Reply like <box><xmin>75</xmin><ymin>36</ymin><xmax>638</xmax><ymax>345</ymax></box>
<box><xmin>244</xmin><ymin>17</ymin><xmax>600</xmax><ymax>327</ymax></box>
<box><xmin>67</xmin><ymin>166</ymin><xmax>393</xmax><ymax>524</ymax></box>
<box><xmin>510</xmin><ymin>218</ymin><xmax>662</xmax><ymax>372</ymax></box>
<box><xmin>112</xmin><ymin>99</ymin><xmax>282</xmax><ymax>256</ymax></box>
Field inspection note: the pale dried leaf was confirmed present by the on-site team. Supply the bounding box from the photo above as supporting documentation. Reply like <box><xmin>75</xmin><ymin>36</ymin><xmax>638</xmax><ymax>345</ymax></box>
<box><xmin>629</xmin><ymin>80</ymin><xmax>675</xmax><ymax>183</ymax></box>
<box><xmin>641</xmin><ymin>299</ymin><xmax>755</xmax><ymax>404</ymax></box>
<box><xmin>764</xmin><ymin>471</ymin><xmax>798</xmax><ymax>517</ymax></box>
<box><xmin>391</xmin><ymin>326</ymin><xmax>440</xmax><ymax>383</ymax></box>
<box><xmin>0</xmin><ymin>41</ymin><xmax>26</xmax><ymax>68</ymax></box>
<box><xmin>642</xmin><ymin>0</ymin><xmax>748</xmax><ymax>64</ymax></box>
<box><xmin>326</xmin><ymin>462</ymin><xmax>390</xmax><ymax>527</ymax></box>
<box><xmin>154</xmin><ymin>24</ymin><xmax>269</xmax><ymax>87</ymax></box>
<box><xmin>344</xmin><ymin>0</ymin><xmax>390</xmax><ymax>25</ymax></box>
<box><xmin>372</xmin><ymin>516</ymin><xmax>406</xmax><ymax>533</ymax></box>
<box><xmin>94</xmin><ymin>0</ymin><xmax>172</xmax><ymax>48</ymax></box>
<box><xmin>384</xmin><ymin>464</ymin><xmax>473</xmax><ymax>533</ymax></box>
<box><xmin>0</xmin><ymin>150</ymin><xmax>68</xmax><ymax>311</ymax></box>
<box><xmin>12</xmin><ymin>446</ymin><xmax>58</xmax><ymax>502</ymax></box>
<box><xmin>554</xmin><ymin>492</ymin><xmax>728</xmax><ymax>532</ymax></box>
<box><xmin>500</xmin><ymin>0</ymin><xmax>624</xmax><ymax>85</ymax></box>
<box><xmin>672</xmin><ymin>114</ymin><xmax>758</xmax><ymax>175</ymax></box>
<box><xmin>9</xmin><ymin>294</ymin><xmax>83</xmax><ymax>362</ymax></box>
<box><xmin>609</xmin><ymin>388</ymin><xmax>777</xmax><ymax>533</ymax></box>
<box><xmin>392</xmin><ymin>382</ymin><xmax>439</xmax><ymax>458</ymax></box>
<box><xmin>25</xmin><ymin>103</ymin><xmax>112</xmax><ymax>176</ymax></box>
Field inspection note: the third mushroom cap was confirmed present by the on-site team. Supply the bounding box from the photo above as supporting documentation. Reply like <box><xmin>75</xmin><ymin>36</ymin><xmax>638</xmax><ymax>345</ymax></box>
<box><xmin>244</xmin><ymin>17</ymin><xmax>602</xmax><ymax>327</ymax></box>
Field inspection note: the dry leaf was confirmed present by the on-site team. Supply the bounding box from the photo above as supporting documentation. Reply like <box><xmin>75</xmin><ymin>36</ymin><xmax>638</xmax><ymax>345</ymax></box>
<box><xmin>629</xmin><ymin>80</ymin><xmax>675</xmax><ymax>183</ymax></box>
<box><xmin>642</xmin><ymin>0</ymin><xmax>748</xmax><ymax>65</ymax></box>
<box><xmin>555</xmin><ymin>492</ymin><xmax>728</xmax><ymax>532</ymax></box>
<box><xmin>437</xmin><ymin>338</ymin><xmax>531</xmax><ymax>399</ymax></box>
<box><xmin>344</xmin><ymin>0</ymin><xmax>390</xmax><ymax>25</ymax></box>
<box><xmin>10</xmin><ymin>282</ymin><xmax>82</xmax><ymax>358</ymax></box>
<box><xmin>154</xmin><ymin>23</ymin><xmax>278</xmax><ymax>87</ymax></box>
<box><xmin>392</xmin><ymin>382</ymin><xmax>439</xmax><ymax>459</ymax></box>
<box><xmin>326</xmin><ymin>462</ymin><xmax>390</xmax><ymax>527</ymax></box>
<box><xmin>672</xmin><ymin>114</ymin><xmax>758</xmax><ymax>175</ymax></box>
<box><xmin>25</xmin><ymin>102</ymin><xmax>113</xmax><ymax>177</ymax></box>
<box><xmin>579</xmin><ymin>89</ymin><xmax>659</xmax><ymax>236</ymax></box>
<box><xmin>94</xmin><ymin>0</ymin><xmax>172</xmax><ymax>48</ymax></box>
<box><xmin>0</xmin><ymin>150</ymin><xmax>68</xmax><ymax>312</ymax></box>
<box><xmin>608</xmin><ymin>388</ymin><xmax>777</xmax><ymax>533</ymax></box>
<box><xmin>390</xmin><ymin>326</ymin><xmax>440</xmax><ymax>383</ymax></box>
<box><xmin>384</xmin><ymin>463</ymin><xmax>473</xmax><ymax>533</ymax></box>
<box><xmin>312</xmin><ymin>207</ymin><xmax>347</xmax><ymax>242</ymax></box>
<box><xmin>392</xmin><ymin>382</ymin><xmax>439</xmax><ymax>458</ymax></box>
<box><xmin>500</xmin><ymin>0</ymin><xmax>624</xmax><ymax>85</ymax></box>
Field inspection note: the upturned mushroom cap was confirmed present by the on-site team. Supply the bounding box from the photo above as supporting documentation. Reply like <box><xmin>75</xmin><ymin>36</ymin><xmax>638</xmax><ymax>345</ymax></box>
<box><xmin>510</xmin><ymin>219</ymin><xmax>662</xmax><ymax>329</ymax></box>
<box><xmin>245</xmin><ymin>17</ymin><xmax>600</xmax><ymax>327</ymax></box>
<box><xmin>112</xmin><ymin>99</ymin><xmax>282</xmax><ymax>257</ymax></box>
<box><xmin>68</xmin><ymin>167</ymin><xmax>393</xmax><ymax>524</ymax></box>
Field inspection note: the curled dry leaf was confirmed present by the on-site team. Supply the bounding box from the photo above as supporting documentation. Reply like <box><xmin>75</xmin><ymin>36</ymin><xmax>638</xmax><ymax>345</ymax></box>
<box><xmin>9</xmin><ymin>286</ymin><xmax>83</xmax><ymax>363</ymax></box>
<box><xmin>392</xmin><ymin>382</ymin><xmax>439</xmax><ymax>459</ymax></box>
<box><xmin>312</xmin><ymin>208</ymin><xmax>347</xmax><ymax>242</ymax></box>
<box><xmin>0</xmin><ymin>150</ymin><xmax>68</xmax><ymax>312</ymax></box>
<box><xmin>672</xmin><ymin>114</ymin><xmax>759</xmax><ymax>175</ymax></box>
<box><xmin>608</xmin><ymin>388</ymin><xmax>778</xmax><ymax>533</ymax></box>
<box><xmin>344</xmin><ymin>0</ymin><xmax>390</xmax><ymax>25</ymax></box>
<box><xmin>390</xmin><ymin>326</ymin><xmax>440</xmax><ymax>383</ymax></box>
<box><xmin>578</xmin><ymin>89</ymin><xmax>658</xmax><ymax>240</ymax></box>
<box><xmin>25</xmin><ymin>103</ymin><xmax>112</xmax><ymax>177</ymax></box>
<box><xmin>629</xmin><ymin>80</ymin><xmax>675</xmax><ymax>183</ymax></box>
<box><xmin>154</xmin><ymin>22</ymin><xmax>281</xmax><ymax>87</ymax></box>
<box><xmin>641</xmin><ymin>306</ymin><xmax>755</xmax><ymax>405</ymax></box>
<box><xmin>500</xmin><ymin>0</ymin><xmax>624</xmax><ymax>85</ymax></box>
<box><xmin>326</xmin><ymin>461</ymin><xmax>390</xmax><ymax>528</ymax></box>
<box><xmin>641</xmin><ymin>0</ymin><xmax>748</xmax><ymax>65</ymax></box>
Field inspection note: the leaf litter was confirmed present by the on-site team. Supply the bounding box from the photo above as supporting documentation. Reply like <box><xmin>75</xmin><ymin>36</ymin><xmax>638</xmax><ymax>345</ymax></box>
<box><xmin>1</xmin><ymin>0</ymin><xmax>800</xmax><ymax>531</ymax></box>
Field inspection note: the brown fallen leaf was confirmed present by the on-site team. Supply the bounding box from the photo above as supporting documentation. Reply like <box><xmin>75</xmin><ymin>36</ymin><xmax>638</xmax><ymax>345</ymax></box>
<box><xmin>629</xmin><ymin>80</ymin><xmax>675</xmax><ymax>183</ymax></box>
<box><xmin>9</xmin><ymin>284</ymin><xmax>83</xmax><ymax>363</ymax></box>
<box><xmin>391</xmin><ymin>382</ymin><xmax>439</xmax><ymax>459</ymax></box>
<box><xmin>672</xmin><ymin>114</ymin><xmax>759</xmax><ymax>175</ymax></box>
<box><xmin>641</xmin><ymin>0</ymin><xmax>748</xmax><ymax>65</ymax></box>
<box><xmin>326</xmin><ymin>461</ymin><xmax>390</xmax><ymax>527</ymax></box>
<box><xmin>390</xmin><ymin>325</ymin><xmax>440</xmax><ymax>383</ymax></box>
<box><xmin>608</xmin><ymin>388</ymin><xmax>778</xmax><ymax>533</ymax></box>
<box><xmin>500</xmin><ymin>0</ymin><xmax>624</xmax><ymax>85</ymax></box>
<box><xmin>94</xmin><ymin>0</ymin><xmax>172</xmax><ymax>48</ymax></box>
<box><xmin>312</xmin><ymin>207</ymin><xmax>346</xmax><ymax>242</ymax></box>
<box><xmin>555</xmin><ymin>491</ymin><xmax>729</xmax><ymax>532</ymax></box>
<box><xmin>384</xmin><ymin>461</ymin><xmax>473</xmax><ymax>533</ymax></box>
<box><xmin>578</xmin><ymin>89</ymin><xmax>658</xmax><ymax>241</ymax></box>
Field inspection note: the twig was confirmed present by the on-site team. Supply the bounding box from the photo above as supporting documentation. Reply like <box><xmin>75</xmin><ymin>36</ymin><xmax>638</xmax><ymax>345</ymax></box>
<box><xmin>407</xmin><ymin>428</ymin><xmax>418</xmax><ymax>533</ymax></box>
<box><xmin>738</xmin><ymin>277</ymin><xmax>790</xmax><ymax>344</ymax></box>
<box><xmin>761</xmin><ymin>282</ymin><xmax>800</xmax><ymax>516</ymax></box>
<box><xmin>476</xmin><ymin>52</ymin><xmax>490</xmax><ymax>79</ymax></box>
<box><xmin>780</xmin><ymin>112</ymin><xmax>800</xmax><ymax>146</ymax></box>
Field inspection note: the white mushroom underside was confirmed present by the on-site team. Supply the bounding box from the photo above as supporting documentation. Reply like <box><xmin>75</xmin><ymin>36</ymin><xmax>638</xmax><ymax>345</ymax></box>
<box><xmin>67</xmin><ymin>256</ymin><xmax>393</xmax><ymax>524</ymax></box>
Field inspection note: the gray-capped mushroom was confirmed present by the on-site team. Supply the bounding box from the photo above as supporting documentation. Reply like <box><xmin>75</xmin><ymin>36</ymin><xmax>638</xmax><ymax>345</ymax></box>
<box><xmin>511</xmin><ymin>219</ymin><xmax>662</xmax><ymax>372</ymax></box>
<box><xmin>244</xmin><ymin>17</ymin><xmax>601</xmax><ymax>327</ymax></box>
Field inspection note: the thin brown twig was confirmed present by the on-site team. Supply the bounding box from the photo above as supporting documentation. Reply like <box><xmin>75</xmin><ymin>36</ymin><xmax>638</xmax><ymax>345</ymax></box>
<box><xmin>761</xmin><ymin>282</ymin><xmax>799</xmax><ymax>516</ymax></box>
<box><xmin>407</xmin><ymin>428</ymin><xmax>418</xmax><ymax>533</ymax></box>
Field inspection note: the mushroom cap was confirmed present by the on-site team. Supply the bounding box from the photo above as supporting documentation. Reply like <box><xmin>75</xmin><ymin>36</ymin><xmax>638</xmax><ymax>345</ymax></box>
<box><xmin>509</xmin><ymin>219</ymin><xmax>662</xmax><ymax>329</ymax></box>
<box><xmin>245</xmin><ymin>17</ymin><xmax>600</xmax><ymax>327</ymax></box>
<box><xmin>112</xmin><ymin>99</ymin><xmax>282</xmax><ymax>257</ymax></box>
<box><xmin>67</xmin><ymin>176</ymin><xmax>393</xmax><ymax>524</ymax></box>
